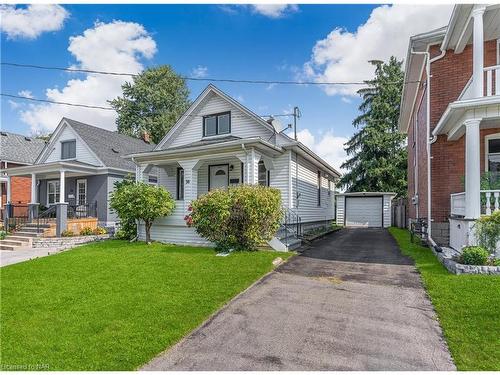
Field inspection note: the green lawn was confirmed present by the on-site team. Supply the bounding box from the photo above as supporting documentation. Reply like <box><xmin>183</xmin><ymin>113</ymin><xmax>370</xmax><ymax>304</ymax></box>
<box><xmin>0</xmin><ymin>240</ymin><xmax>293</xmax><ymax>370</ymax></box>
<box><xmin>389</xmin><ymin>228</ymin><xmax>500</xmax><ymax>371</ymax></box>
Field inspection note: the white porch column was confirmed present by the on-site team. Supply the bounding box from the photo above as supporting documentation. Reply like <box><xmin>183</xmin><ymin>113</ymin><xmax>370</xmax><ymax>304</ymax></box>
<box><xmin>135</xmin><ymin>164</ymin><xmax>145</xmax><ymax>182</ymax></box>
<box><xmin>6</xmin><ymin>175</ymin><xmax>11</xmax><ymax>203</ymax></box>
<box><xmin>59</xmin><ymin>170</ymin><xmax>66</xmax><ymax>203</ymax></box>
<box><xmin>30</xmin><ymin>173</ymin><xmax>37</xmax><ymax>203</ymax></box>
<box><xmin>465</xmin><ymin>119</ymin><xmax>481</xmax><ymax>219</ymax></box>
<box><xmin>472</xmin><ymin>6</ymin><xmax>486</xmax><ymax>98</ymax></box>
<box><xmin>247</xmin><ymin>148</ymin><xmax>261</xmax><ymax>185</ymax></box>
<box><xmin>178</xmin><ymin>159</ymin><xmax>201</xmax><ymax>212</ymax></box>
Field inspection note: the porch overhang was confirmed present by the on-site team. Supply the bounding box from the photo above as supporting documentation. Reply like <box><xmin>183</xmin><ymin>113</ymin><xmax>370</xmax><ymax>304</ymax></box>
<box><xmin>125</xmin><ymin>137</ymin><xmax>284</xmax><ymax>165</ymax></box>
<box><xmin>432</xmin><ymin>96</ymin><xmax>500</xmax><ymax>140</ymax></box>
<box><xmin>1</xmin><ymin>161</ymin><xmax>101</xmax><ymax>178</ymax></box>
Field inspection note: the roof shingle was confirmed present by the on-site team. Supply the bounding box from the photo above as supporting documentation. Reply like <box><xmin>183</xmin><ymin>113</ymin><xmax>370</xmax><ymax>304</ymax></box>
<box><xmin>0</xmin><ymin>131</ymin><xmax>46</xmax><ymax>165</ymax></box>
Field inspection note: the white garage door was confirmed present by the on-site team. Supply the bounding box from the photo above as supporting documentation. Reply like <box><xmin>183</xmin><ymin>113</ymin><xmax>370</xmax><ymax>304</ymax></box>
<box><xmin>345</xmin><ymin>197</ymin><xmax>383</xmax><ymax>227</ymax></box>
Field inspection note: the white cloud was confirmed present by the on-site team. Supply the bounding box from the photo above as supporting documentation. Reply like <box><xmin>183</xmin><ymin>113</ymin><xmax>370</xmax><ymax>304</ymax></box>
<box><xmin>303</xmin><ymin>4</ymin><xmax>453</xmax><ymax>96</ymax></box>
<box><xmin>191</xmin><ymin>65</ymin><xmax>208</xmax><ymax>78</ymax></box>
<box><xmin>0</xmin><ymin>4</ymin><xmax>69</xmax><ymax>39</ymax></box>
<box><xmin>341</xmin><ymin>97</ymin><xmax>352</xmax><ymax>104</ymax></box>
<box><xmin>18</xmin><ymin>90</ymin><xmax>33</xmax><ymax>99</ymax></box>
<box><xmin>8</xmin><ymin>100</ymin><xmax>20</xmax><ymax>110</ymax></box>
<box><xmin>291</xmin><ymin>128</ymin><xmax>348</xmax><ymax>173</ymax></box>
<box><xmin>19</xmin><ymin>20</ymin><xmax>157</xmax><ymax>134</ymax></box>
<box><xmin>250</xmin><ymin>4</ymin><xmax>298</xmax><ymax>18</ymax></box>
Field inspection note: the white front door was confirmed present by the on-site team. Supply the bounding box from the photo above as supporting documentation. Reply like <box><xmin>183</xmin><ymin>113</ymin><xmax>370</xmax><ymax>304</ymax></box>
<box><xmin>209</xmin><ymin>165</ymin><xmax>229</xmax><ymax>191</ymax></box>
<box><xmin>76</xmin><ymin>179</ymin><xmax>87</xmax><ymax>205</ymax></box>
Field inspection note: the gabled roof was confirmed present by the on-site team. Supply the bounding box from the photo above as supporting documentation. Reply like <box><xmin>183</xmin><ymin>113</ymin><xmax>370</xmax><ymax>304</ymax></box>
<box><xmin>155</xmin><ymin>84</ymin><xmax>285</xmax><ymax>150</ymax></box>
<box><xmin>37</xmin><ymin>118</ymin><xmax>155</xmax><ymax>172</ymax></box>
<box><xmin>0</xmin><ymin>131</ymin><xmax>46</xmax><ymax>165</ymax></box>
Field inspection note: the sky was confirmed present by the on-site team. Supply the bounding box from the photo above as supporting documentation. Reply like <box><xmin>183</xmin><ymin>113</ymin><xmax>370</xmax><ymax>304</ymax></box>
<box><xmin>0</xmin><ymin>3</ymin><xmax>453</xmax><ymax>171</ymax></box>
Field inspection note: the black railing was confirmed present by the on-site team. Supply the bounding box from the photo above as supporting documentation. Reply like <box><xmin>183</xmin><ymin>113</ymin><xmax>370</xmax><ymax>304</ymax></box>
<box><xmin>37</xmin><ymin>205</ymin><xmax>57</xmax><ymax>232</ymax></box>
<box><xmin>4</xmin><ymin>204</ymin><xmax>29</xmax><ymax>230</ymax></box>
<box><xmin>281</xmin><ymin>207</ymin><xmax>302</xmax><ymax>250</ymax></box>
<box><xmin>67</xmin><ymin>202</ymin><xmax>98</xmax><ymax>219</ymax></box>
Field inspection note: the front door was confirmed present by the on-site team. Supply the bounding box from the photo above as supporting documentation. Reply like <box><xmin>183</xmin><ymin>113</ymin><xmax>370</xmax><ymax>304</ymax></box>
<box><xmin>209</xmin><ymin>165</ymin><xmax>229</xmax><ymax>191</ymax></box>
<box><xmin>76</xmin><ymin>179</ymin><xmax>87</xmax><ymax>205</ymax></box>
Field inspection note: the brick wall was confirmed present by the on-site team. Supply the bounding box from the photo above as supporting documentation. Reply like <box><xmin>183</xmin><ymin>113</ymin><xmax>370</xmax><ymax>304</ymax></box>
<box><xmin>0</xmin><ymin>162</ymin><xmax>32</xmax><ymax>207</ymax></box>
<box><xmin>407</xmin><ymin>40</ymin><xmax>500</xmax><ymax>226</ymax></box>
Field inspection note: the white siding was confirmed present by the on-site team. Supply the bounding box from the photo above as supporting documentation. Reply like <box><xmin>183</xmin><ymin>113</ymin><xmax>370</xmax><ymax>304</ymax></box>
<box><xmin>291</xmin><ymin>151</ymin><xmax>335</xmax><ymax>223</ymax></box>
<box><xmin>269</xmin><ymin>152</ymin><xmax>290</xmax><ymax>208</ymax></box>
<box><xmin>44</xmin><ymin>125</ymin><xmax>101</xmax><ymax>165</ymax></box>
<box><xmin>336</xmin><ymin>195</ymin><xmax>345</xmax><ymax>225</ymax></box>
<box><xmin>164</xmin><ymin>93</ymin><xmax>274</xmax><ymax>149</ymax></box>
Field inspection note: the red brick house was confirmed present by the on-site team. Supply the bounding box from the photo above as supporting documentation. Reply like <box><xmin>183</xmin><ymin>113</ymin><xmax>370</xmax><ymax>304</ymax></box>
<box><xmin>0</xmin><ymin>131</ymin><xmax>46</xmax><ymax>212</ymax></box>
<box><xmin>399</xmin><ymin>4</ymin><xmax>499</xmax><ymax>252</ymax></box>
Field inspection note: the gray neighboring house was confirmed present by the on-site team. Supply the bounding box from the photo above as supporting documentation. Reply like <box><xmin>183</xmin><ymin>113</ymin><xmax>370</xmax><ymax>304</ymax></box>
<box><xmin>4</xmin><ymin>118</ymin><xmax>157</xmax><ymax>227</ymax></box>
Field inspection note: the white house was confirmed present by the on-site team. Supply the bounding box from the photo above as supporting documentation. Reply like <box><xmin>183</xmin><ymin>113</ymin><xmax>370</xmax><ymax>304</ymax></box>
<box><xmin>127</xmin><ymin>84</ymin><xmax>341</xmax><ymax>250</ymax></box>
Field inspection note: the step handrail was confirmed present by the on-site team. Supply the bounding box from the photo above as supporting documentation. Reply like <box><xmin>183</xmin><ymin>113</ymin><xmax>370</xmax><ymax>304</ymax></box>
<box><xmin>36</xmin><ymin>205</ymin><xmax>57</xmax><ymax>233</ymax></box>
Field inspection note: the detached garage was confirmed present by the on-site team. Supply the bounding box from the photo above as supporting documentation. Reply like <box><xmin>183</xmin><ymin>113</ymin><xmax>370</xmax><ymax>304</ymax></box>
<box><xmin>336</xmin><ymin>192</ymin><xmax>396</xmax><ymax>228</ymax></box>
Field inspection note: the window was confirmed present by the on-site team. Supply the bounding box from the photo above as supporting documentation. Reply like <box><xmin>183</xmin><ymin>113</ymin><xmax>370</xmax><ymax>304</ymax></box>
<box><xmin>76</xmin><ymin>179</ymin><xmax>87</xmax><ymax>205</ymax></box>
<box><xmin>317</xmin><ymin>171</ymin><xmax>321</xmax><ymax>206</ymax></box>
<box><xmin>258</xmin><ymin>161</ymin><xmax>269</xmax><ymax>186</ymax></box>
<box><xmin>47</xmin><ymin>181</ymin><xmax>60</xmax><ymax>205</ymax></box>
<box><xmin>486</xmin><ymin>135</ymin><xmax>500</xmax><ymax>185</ymax></box>
<box><xmin>176</xmin><ymin>168</ymin><xmax>184</xmax><ymax>200</ymax></box>
<box><xmin>61</xmin><ymin>140</ymin><xmax>76</xmax><ymax>159</ymax></box>
<box><xmin>148</xmin><ymin>175</ymin><xmax>158</xmax><ymax>185</ymax></box>
<box><xmin>203</xmin><ymin>112</ymin><xmax>231</xmax><ymax>137</ymax></box>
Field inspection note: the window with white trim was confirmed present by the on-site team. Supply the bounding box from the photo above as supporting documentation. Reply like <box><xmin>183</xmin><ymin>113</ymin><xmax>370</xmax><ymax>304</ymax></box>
<box><xmin>61</xmin><ymin>140</ymin><xmax>76</xmax><ymax>159</ymax></box>
<box><xmin>258</xmin><ymin>161</ymin><xmax>269</xmax><ymax>186</ymax></box>
<box><xmin>203</xmin><ymin>112</ymin><xmax>231</xmax><ymax>137</ymax></box>
<box><xmin>47</xmin><ymin>181</ymin><xmax>60</xmax><ymax>205</ymax></box>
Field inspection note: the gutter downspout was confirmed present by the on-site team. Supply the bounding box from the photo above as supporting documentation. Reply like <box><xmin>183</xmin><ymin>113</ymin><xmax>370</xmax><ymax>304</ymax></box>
<box><xmin>241</xmin><ymin>144</ymin><xmax>248</xmax><ymax>184</ymax></box>
<box><xmin>411</xmin><ymin>48</ymin><xmax>445</xmax><ymax>247</ymax></box>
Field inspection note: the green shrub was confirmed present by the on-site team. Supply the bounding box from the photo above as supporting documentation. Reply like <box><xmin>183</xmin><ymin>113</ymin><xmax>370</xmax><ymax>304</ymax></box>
<box><xmin>93</xmin><ymin>226</ymin><xmax>107</xmax><ymax>235</ymax></box>
<box><xmin>79</xmin><ymin>227</ymin><xmax>94</xmax><ymax>236</ymax></box>
<box><xmin>0</xmin><ymin>230</ymin><xmax>6</xmax><ymax>240</ymax></box>
<box><xmin>474</xmin><ymin>211</ymin><xmax>500</xmax><ymax>255</ymax></box>
<box><xmin>61</xmin><ymin>230</ymin><xmax>74</xmax><ymax>237</ymax></box>
<box><xmin>110</xmin><ymin>181</ymin><xmax>175</xmax><ymax>243</ymax></box>
<box><xmin>460</xmin><ymin>246</ymin><xmax>489</xmax><ymax>265</ymax></box>
<box><xmin>491</xmin><ymin>258</ymin><xmax>500</xmax><ymax>267</ymax></box>
<box><xmin>187</xmin><ymin>185</ymin><xmax>282</xmax><ymax>251</ymax></box>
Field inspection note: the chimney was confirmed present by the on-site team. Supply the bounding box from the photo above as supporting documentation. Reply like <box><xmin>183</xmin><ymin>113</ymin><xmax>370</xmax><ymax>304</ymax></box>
<box><xmin>141</xmin><ymin>130</ymin><xmax>151</xmax><ymax>144</ymax></box>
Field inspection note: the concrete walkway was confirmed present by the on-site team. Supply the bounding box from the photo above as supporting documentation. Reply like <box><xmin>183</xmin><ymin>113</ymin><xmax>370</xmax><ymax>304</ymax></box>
<box><xmin>143</xmin><ymin>228</ymin><xmax>455</xmax><ymax>371</ymax></box>
<box><xmin>0</xmin><ymin>247</ymin><xmax>63</xmax><ymax>267</ymax></box>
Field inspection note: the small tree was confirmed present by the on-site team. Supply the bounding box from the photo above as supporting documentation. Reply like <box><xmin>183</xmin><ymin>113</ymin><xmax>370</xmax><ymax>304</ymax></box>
<box><xmin>110</xmin><ymin>182</ymin><xmax>175</xmax><ymax>244</ymax></box>
<box><xmin>186</xmin><ymin>185</ymin><xmax>282</xmax><ymax>251</ymax></box>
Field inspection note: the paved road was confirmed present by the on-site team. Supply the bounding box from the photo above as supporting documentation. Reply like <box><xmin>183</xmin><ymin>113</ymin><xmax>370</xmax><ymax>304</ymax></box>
<box><xmin>143</xmin><ymin>228</ymin><xmax>455</xmax><ymax>371</ymax></box>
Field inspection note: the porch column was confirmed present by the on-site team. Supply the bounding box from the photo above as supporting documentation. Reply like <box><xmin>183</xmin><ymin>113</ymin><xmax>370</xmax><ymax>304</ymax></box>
<box><xmin>6</xmin><ymin>175</ymin><xmax>11</xmax><ymax>203</ymax></box>
<box><xmin>135</xmin><ymin>164</ymin><xmax>145</xmax><ymax>183</ymax></box>
<box><xmin>56</xmin><ymin>170</ymin><xmax>68</xmax><ymax>236</ymax></box>
<box><xmin>178</xmin><ymin>159</ymin><xmax>201</xmax><ymax>213</ymax></box>
<box><xmin>28</xmin><ymin>173</ymin><xmax>39</xmax><ymax>221</ymax></box>
<box><xmin>465</xmin><ymin>119</ymin><xmax>481</xmax><ymax>219</ymax></box>
<box><xmin>59</xmin><ymin>170</ymin><xmax>66</xmax><ymax>203</ymax></box>
<box><xmin>247</xmin><ymin>148</ymin><xmax>261</xmax><ymax>185</ymax></box>
<box><xmin>472</xmin><ymin>6</ymin><xmax>485</xmax><ymax>98</ymax></box>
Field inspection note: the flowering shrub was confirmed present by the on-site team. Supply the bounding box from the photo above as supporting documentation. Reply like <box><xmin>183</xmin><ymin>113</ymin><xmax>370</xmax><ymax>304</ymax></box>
<box><xmin>185</xmin><ymin>185</ymin><xmax>282</xmax><ymax>251</ymax></box>
<box><xmin>93</xmin><ymin>226</ymin><xmax>107</xmax><ymax>235</ymax></box>
<box><xmin>79</xmin><ymin>227</ymin><xmax>94</xmax><ymax>236</ymax></box>
<box><xmin>61</xmin><ymin>230</ymin><xmax>74</xmax><ymax>237</ymax></box>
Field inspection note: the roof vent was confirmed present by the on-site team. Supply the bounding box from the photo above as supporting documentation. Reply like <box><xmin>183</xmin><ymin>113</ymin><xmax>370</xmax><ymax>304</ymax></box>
<box><xmin>111</xmin><ymin>148</ymin><xmax>119</xmax><ymax>153</ymax></box>
<box><xmin>0</xmin><ymin>132</ymin><xmax>7</xmax><ymax>136</ymax></box>
<box><xmin>25</xmin><ymin>136</ymin><xmax>32</xmax><ymax>141</ymax></box>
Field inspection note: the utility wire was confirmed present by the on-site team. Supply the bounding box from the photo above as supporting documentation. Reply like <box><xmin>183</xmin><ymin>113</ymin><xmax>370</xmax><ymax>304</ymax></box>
<box><xmin>1</xmin><ymin>62</ymin><xmax>418</xmax><ymax>86</ymax></box>
<box><xmin>1</xmin><ymin>93</ymin><xmax>295</xmax><ymax>119</ymax></box>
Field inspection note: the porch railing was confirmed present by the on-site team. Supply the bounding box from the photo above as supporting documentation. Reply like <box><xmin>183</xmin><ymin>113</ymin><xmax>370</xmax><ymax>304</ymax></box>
<box><xmin>37</xmin><ymin>205</ymin><xmax>57</xmax><ymax>232</ymax></box>
<box><xmin>450</xmin><ymin>190</ymin><xmax>500</xmax><ymax>217</ymax></box>
<box><xmin>484</xmin><ymin>65</ymin><xmax>500</xmax><ymax>97</ymax></box>
<box><xmin>3</xmin><ymin>204</ymin><xmax>29</xmax><ymax>230</ymax></box>
<box><xmin>67</xmin><ymin>202</ymin><xmax>98</xmax><ymax>219</ymax></box>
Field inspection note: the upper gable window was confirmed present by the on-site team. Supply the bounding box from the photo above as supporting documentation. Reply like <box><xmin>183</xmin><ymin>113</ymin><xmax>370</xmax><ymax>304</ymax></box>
<box><xmin>61</xmin><ymin>140</ymin><xmax>76</xmax><ymax>159</ymax></box>
<box><xmin>203</xmin><ymin>112</ymin><xmax>231</xmax><ymax>137</ymax></box>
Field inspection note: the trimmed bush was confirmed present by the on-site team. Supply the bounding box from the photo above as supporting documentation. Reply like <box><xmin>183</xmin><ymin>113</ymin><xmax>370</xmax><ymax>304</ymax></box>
<box><xmin>93</xmin><ymin>226</ymin><xmax>107</xmax><ymax>235</ymax></box>
<box><xmin>186</xmin><ymin>185</ymin><xmax>282</xmax><ymax>251</ymax></box>
<box><xmin>79</xmin><ymin>227</ymin><xmax>94</xmax><ymax>236</ymax></box>
<box><xmin>460</xmin><ymin>246</ymin><xmax>489</xmax><ymax>265</ymax></box>
<box><xmin>0</xmin><ymin>230</ymin><xmax>6</xmax><ymax>240</ymax></box>
<box><xmin>474</xmin><ymin>211</ymin><xmax>500</xmax><ymax>255</ymax></box>
<box><xmin>61</xmin><ymin>230</ymin><xmax>74</xmax><ymax>237</ymax></box>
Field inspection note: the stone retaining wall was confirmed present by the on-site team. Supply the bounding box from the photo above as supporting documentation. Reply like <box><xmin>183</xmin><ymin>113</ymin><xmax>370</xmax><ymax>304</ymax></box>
<box><xmin>32</xmin><ymin>234</ymin><xmax>111</xmax><ymax>249</ymax></box>
<box><xmin>433</xmin><ymin>246</ymin><xmax>500</xmax><ymax>275</ymax></box>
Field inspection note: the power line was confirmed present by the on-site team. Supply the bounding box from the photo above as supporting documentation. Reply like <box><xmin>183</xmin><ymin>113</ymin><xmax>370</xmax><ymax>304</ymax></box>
<box><xmin>1</xmin><ymin>62</ymin><xmax>418</xmax><ymax>86</ymax></box>
<box><xmin>1</xmin><ymin>93</ymin><xmax>295</xmax><ymax>119</ymax></box>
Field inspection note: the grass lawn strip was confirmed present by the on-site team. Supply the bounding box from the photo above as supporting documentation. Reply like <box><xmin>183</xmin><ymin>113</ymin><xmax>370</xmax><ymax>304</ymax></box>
<box><xmin>0</xmin><ymin>240</ymin><xmax>293</xmax><ymax>370</ymax></box>
<box><xmin>389</xmin><ymin>228</ymin><xmax>500</xmax><ymax>371</ymax></box>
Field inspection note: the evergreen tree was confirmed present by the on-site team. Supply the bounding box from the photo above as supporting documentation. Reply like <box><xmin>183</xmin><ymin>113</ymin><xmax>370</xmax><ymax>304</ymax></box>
<box><xmin>339</xmin><ymin>57</ymin><xmax>407</xmax><ymax>197</ymax></box>
<box><xmin>110</xmin><ymin>65</ymin><xmax>191</xmax><ymax>144</ymax></box>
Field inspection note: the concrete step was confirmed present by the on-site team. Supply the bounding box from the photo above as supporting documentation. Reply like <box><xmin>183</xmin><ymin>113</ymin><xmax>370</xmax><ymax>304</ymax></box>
<box><xmin>0</xmin><ymin>239</ymin><xmax>25</xmax><ymax>247</ymax></box>
<box><xmin>0</xmin><ymin>245</ymin><xmax>15</xmax><ymax>251</ymax></box>
<box><xmin>281</xmin><ymin>237</ymin><xmax>302</xmax><ymax>250</ymax></box>
<box><xmin>5</xmin><ymin>236</ymin><xmax>32</xmax><ymax>244</ymax></box>
<box><xmin>17</xmin><ymin>227</ymin><xmax>45</xmax><ymax>233</ymax></box>
<box><xmin>14</xmin><ymin>231</ymin><xmax>42</xmax><ymax>238</ymax></box>
<box><xmin>23</xmin><ymin>223</ymin><xmax>52</xmax><ymax>229</ymax></box>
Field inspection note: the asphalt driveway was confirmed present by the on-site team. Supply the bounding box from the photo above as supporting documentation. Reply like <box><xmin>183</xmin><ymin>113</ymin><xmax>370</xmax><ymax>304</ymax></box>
<box><xmin>142</xmin><ymin>228</ymin><xmax>455</xmax><ymax>371</ymax></box>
